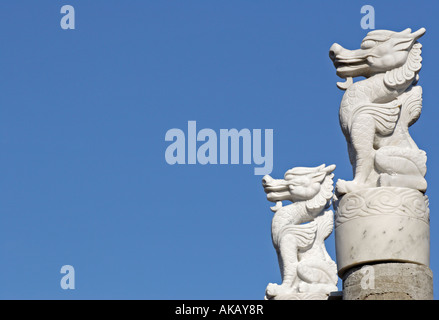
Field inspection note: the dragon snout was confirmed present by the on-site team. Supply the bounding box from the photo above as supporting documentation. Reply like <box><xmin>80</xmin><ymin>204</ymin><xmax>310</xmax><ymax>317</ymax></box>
<box><xmin>262</xmin><ymin>175</ymin><xmax>274</xmax><ymax>187</ymax></box>
<box><xmin>262</xmin><ymin>175</ymin><xmax>292</xmax><ymax>202</ymax></box>
<box><xmin>262</xmin><ymin>175</ymin><xmax>289</xmax><ymax>191</ymax></box>
<box><xmin>329</xmin><ymin>43</ymin><xmax>343</xmax><ymax>61</ymax></box>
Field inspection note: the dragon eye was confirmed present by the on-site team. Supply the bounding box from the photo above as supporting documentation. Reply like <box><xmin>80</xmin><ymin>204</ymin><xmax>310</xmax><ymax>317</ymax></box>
<box><xmin>361</xmin><ymin>40</ymin><xmax>376</xmax><ymax>49</ymax></box>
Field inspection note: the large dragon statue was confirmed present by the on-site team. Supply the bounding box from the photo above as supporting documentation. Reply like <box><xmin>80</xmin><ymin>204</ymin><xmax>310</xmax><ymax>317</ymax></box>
<box><xmin>262</xmin><ymin>164</ymin><xmax>338</xmax><ymax>300</ymax></box>
<box><xmin>329</xmin><ymin>28</ymin><xmax>427</xmax><ymax>195</ymax></box>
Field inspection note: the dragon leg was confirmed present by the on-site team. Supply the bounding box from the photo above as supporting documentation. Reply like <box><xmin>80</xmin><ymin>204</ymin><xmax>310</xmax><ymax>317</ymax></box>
<box><xmin>278</xmin><ymin>234</ymin><xmax>300</xmax><ymax>287</ymax></box>
<box><xmin>375</xmin><ymin>147</ymin><xmax>427</xmax><ymax>191</ymax></box>
<box><xmin>296</xmin><ymin>259</ymin><xmax>338</xmax><ymax>294</ymax></box>
<box><xmin>351</xmin><ymin>114</ymin><xmax>376</xmax><ymax>182</ymax></box>
<box><xmin>337</xmin><ymin>114</ymin><xmax>376</xmax><ymax>194</ymax></box>
<box><xmin>337</xmin><ymin>100</ymin><xmax>401</xmax><ymax>194</ymax></box>
<box><xmin>266</xmin><ymin>234</ymin><xmax>299</xmax><ymax>298</ymax></box>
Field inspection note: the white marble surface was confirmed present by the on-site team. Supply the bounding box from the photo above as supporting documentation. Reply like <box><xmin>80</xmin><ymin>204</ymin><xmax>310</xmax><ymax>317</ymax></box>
<box><xmin>262</xmin><ymin>164</ymin><xmax>338</xmax><ymax>300</ymax></box>
<box><xmin>334</xmin><ymin>187</ymin><xmax>430</xmax><ymax>276</ymax></box>
<box><xmin>329</xmin><ymin>28</ymin><xmax>427</xmax><ymax>195</ymax></box>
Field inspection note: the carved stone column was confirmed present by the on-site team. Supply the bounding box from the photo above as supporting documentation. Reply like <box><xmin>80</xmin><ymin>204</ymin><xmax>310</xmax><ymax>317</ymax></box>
<box><xmin>329</xmin><ymin>27</ymin><xmax>433</xmax><ymax>300</ymax></box>
<box><xmin>341</xmin><ymin>262</ymin><xmax>433</xmax><ymax>300</ymax></box>
<box><xmin>334</xmin><ymin>187</ymin><xmax>433</xmax><ymax>299</ymax></box>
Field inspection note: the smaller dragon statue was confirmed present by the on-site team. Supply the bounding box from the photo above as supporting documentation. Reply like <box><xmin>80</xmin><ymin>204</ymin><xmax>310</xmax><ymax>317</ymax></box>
<box><xmin>262</xmin><ymin>164</ymin><xmax>338</xmax><ymax>300</ymax></box>
<box><xmin>329</xmin><ymin>28</ymin><xmax>427</xmax><ymax>195</ymax></box>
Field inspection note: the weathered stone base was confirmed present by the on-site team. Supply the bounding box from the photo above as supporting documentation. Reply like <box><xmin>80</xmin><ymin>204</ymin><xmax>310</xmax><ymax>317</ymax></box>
<box><xmin>342</xmin><ymin>262</ymin><xmax>433</xmax><ymax>300</ymax></box>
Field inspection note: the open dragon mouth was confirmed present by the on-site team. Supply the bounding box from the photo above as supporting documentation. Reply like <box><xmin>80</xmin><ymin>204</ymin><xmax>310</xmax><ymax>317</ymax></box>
<box><xmin>334</xmin><ymin>60</ymin><xmax>370</xmax><ymax>81</ymax></box>
<box><xmin>329</xmin><ymin>43</ymin><xmax>371</xmax><ymax>80</ymax></box>
<box><xmin>332</xmin><ymin>57</ymin><xmax>369</xmax><ymax>89</ymax></box>
<box><xmin>333</xmin><ymin>58</ymin><xmax>368</xmax><ymax>69</ymax></box>
<box><xmin>263</xmin><ymin>183</ymin><xmax>288</xmax><ymax>193</ymax></box>
<box><xmin>333</xmin><ymin>54</ymin><xmax>370</xmax><ymax>72</ymax></box>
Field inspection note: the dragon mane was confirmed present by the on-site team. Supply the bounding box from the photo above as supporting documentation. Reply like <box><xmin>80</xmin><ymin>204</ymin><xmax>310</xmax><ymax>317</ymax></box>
<box><xmin>384</xmin><ymin>42</ymin><xmax>423</xmax><ymax>89</ymax></box>
<box><xmin>305</xmin><ymin>173</ymin><xmax>335</xmax><ymax>216</ymax></box>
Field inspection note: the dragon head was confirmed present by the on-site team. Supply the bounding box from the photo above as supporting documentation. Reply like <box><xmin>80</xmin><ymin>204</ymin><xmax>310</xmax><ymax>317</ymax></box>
<box><xmin>262</xmin><ymin>164</ymin><xmax>336</xmax><ymax>213</ymax></box>
<box><xmin>329</xmin><ymin>28</ymin><xmax>425</xmax><ymax>88</ymax></box>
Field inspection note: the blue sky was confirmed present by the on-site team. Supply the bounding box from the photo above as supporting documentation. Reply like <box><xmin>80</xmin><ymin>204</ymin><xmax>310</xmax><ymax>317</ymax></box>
<box><xmin>0</xmin><ymin>1</ymin><xmax>438</xmax><ymax>299</ymax></box>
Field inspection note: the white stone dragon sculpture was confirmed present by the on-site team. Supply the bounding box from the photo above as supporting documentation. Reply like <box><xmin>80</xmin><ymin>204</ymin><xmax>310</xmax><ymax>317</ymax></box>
<box><xmin>329</xmin><ymin>28</ymin><xmax>427</xmax><ymax>195</ymax></box>
<box><xmin>262</xmin><ymin>164</ymin><xmax>338</xmax><ymax>300</ymax></box>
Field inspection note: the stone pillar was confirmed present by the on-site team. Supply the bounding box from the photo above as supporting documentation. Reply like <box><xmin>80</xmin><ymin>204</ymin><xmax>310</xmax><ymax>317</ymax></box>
<box><xmin>334</xmin><ymin>187</ymin><xmax>433</xmax><ymax>300</ymax></box>
<box><xmin>342</xmin><ymin>262</ymin><xmax>433</xmax><ymax>300</ymax></box>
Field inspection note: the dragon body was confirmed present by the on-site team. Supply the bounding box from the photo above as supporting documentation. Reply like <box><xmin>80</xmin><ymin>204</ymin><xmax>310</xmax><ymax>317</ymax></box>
<box><xmin>329</xmin><ymin>28</ymin><xmax>427</xmax><ymax>194</ymax></box>
<box><xmin>262</xmin><ymin>164</ymin><xmax>338</xmax><ymax>299</ymax></box>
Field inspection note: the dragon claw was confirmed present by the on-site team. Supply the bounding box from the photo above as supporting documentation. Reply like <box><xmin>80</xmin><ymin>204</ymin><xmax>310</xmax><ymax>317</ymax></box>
<box><xmin>335</xmin><ymin>179</ymin><xmax>363</xmax><ymax>195</ymax></box>
<box><xmin>265</xmin><ymin>283</ymin><xmax>296</xmax><ymax>299</ymax></box>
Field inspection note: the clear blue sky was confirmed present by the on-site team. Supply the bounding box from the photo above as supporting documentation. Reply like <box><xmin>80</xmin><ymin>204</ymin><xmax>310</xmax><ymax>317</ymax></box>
<box><xmin>0</xmin><ymin>1</ymin><xmax>438</xmax><ymax>299</ymax></box>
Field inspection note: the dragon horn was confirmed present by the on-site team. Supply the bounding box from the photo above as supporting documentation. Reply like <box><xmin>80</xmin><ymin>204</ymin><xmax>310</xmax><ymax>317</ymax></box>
<box><xmin>411</xmin><ymin>27</ymin><xmax>426</xmax><ymax>40</ymax></box>
<box><xmin>323</xmin><ymin>164</ymin><xmax>336</xmax><ymax>173</ymax></box>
